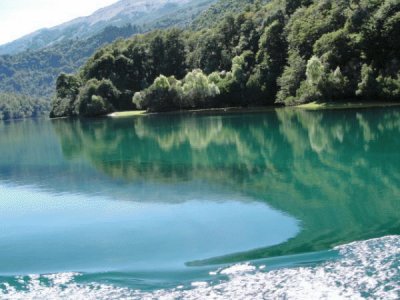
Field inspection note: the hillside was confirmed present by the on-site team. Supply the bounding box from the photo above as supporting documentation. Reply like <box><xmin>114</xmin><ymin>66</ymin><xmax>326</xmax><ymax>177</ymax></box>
<box><xmin>50</xmin><ymin>0</ymin><xmax>400</xmax><ymax>118</ymax></box>
<box><xmin>191</xmin><ymin>0</ymin><xmax>267</xmax><ymax>29</ymax></box>
<box><xmin>0</xmin><ymin>0</ymin><xmax>216</xmax><ymax>120</ymax></box>
<box><xmin>0</xmin><ymin>24</ymin><xmax>141</xmax><ymax>98</ymax></box>
<box><xmin>0</xmin><ymin>0</ymin><xmax>212</xmax><ymax>56</ymax></box>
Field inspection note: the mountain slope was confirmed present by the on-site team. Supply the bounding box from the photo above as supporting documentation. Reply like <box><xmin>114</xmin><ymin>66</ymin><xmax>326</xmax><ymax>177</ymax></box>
<box><xmin>0</xmin><ymin>24</ymin><xmax>141</xmax><ymax>97</ymax></box>
<box><xmin>0</xmin><ymin>0</ymin><xmax>209</xmax><ymax>56</ymax></box>
<box><xmin>0</xmin><ymin>0</ymin><xmax>216</xmax><ymax>102</ymax></box>
<box><xmin>191</xmin><ymin>0</ymin><xmax>267</xmax><ymax>29</ymax></box>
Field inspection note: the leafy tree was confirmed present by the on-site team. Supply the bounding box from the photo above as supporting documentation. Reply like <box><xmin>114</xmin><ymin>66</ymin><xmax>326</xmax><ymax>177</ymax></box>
<box><xmin>276</xmin><ymin>50</ymin><xmax>307</xmax><ymax>104</ymax></box>
<box><xmin>133</xmin><ymin>75</ymin><xmax>181</xmax><ymax>112</ymax></box>
<box><xmin>356</xmin><ymin>64</ymin><xmax>379</xmax><ymax>100</ymax></box>
<box><xmin>76</xmin><ymin>79</ymin><xmax>118</xmax><ymax>117</ymax></box>
<box><xmin>321</xmin><ymin>67</ymin><xmax>350</xmax><ymax>100</ymax></box>
<box><xmin>181</xmin><ymin>69</ymin><xmax>220</xmax><ymax>107</ymax></box>
<box><xmin>306</xmin><ymin>56</ymin><xmax>325</xmax><ymax>86</ymax></box>
<box><xmin>285</xmin><ymin>0</ymin><xmax>313</xmax><ymax>16</ymax></box>
<box><xmin>377</xmin><ymin>74</ymin><xmax>400</xmax><ymax>100</ymax></box>
<box><xmin>246</xmin><ymin>16</ymin><xmax>287</xmax><ymax>104</ymax></box>
<box><xmin>196</xmin><ymin>32</ymin><xmax>225</xmax><ymax>74</ymax></box>
<box><xmin>50</xmin><ymin>74</ymin><xmax>81</xmax><ymax>118</ymax></box>
<box><xmin>134</xmin><ymin>70</ymin><xmax>220</xmax><ymax>112</ymax></box>
<box><xmin>149</xmin><ymin>35</ymin><xmax>166</xmax><ymax>78</ymax></box>
<box><xmin>163</xmin><ymin>29</ymin><xmax>187</xmax><ymax>78</ymax></box>
<box><xmin>296</xmin><ymin>57</ymin><xmax>350</xmax><ymax>103</ymax></box>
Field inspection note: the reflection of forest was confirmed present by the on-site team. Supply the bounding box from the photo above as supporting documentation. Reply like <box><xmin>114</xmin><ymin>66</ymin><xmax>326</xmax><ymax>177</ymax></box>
<box><xmin>52</xmin><ymin>108</ymin><xmax>400</xmax><ymax>263</ymax></box>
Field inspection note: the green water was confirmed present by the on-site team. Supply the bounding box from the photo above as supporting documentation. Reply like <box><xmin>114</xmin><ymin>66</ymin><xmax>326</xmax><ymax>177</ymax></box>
<box><xmin>0</xmin><ymin>107</ymin><xmax>399</xmax><ymax>295</ymax></box>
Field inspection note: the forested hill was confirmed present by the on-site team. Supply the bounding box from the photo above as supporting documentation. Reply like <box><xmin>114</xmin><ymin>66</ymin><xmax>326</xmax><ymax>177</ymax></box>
<box><xmin>0</xmin><ymin>93</ymin><xmax>50</xmax><ymax>121</ymax></box>
<box><xmin>51</xmin><ymin>0</ymin><xmax>400</xmax><ymax>117</ymax></box>
<box><xmin>0</xmin><ymin>0</ymin><xmax>215</xmax><ymax>97</ymax></box>
<box><xmin>191</xmin><ymin>0</ymin><xmax>269</xmax><ymax>29</ymax></box>
<box><xmin>0</xmin><ymin>0</ymin><xmax>216</xmax><ymax>121</ymax></box>
<box><xmin>0</xmin><ymin>25</ymin><xmax>142</xmax><ymax>99</ymax></box>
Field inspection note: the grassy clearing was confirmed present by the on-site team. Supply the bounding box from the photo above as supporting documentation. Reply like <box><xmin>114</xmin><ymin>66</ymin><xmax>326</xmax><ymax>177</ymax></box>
<box><xmin>108</xmin><ymin>111</ymin><xmax>147</xmax><ymax>118</ymax></box>
<box><xmin>296</xmin><ymin>101</ymin><xmax>400</xmax><ymax>110</ymax></box>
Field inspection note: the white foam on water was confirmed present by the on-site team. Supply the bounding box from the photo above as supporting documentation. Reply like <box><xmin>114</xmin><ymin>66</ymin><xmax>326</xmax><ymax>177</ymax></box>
<box><xmin>1</xmin><ymin>236</ymin><xmax>399</xmax><ymax>300</ymax></box>
<box><xmin>219</xmin><ymin>263</ymin><xmax>256</xmax><ymax>275</ymax></box>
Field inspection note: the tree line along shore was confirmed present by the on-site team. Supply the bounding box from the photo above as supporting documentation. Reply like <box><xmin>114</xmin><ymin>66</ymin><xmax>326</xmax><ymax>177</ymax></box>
<box><xmin>6</xmin><ymin>0</ymin><xmax>400</xmax><ymax>119</ymax></box>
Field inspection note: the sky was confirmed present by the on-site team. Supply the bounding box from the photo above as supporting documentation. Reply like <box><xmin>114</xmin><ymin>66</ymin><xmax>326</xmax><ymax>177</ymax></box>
<box><xmin>0</xmin><ymin>0</ymin><xmax>119</xmax><ymax>45</ymax></box>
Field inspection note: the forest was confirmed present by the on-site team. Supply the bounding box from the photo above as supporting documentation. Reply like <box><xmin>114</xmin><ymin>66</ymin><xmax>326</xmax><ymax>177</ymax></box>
<box><xmin>44</xmin><ymin>0</ymin><xmax>400</xmax><ymax>116</ymax></box>
<box><xmin>0</xmin><ymin>93</ymin><xmax>50</xmax><ymax>120</ymax></box>
<box><xmin>0</xmin><ymin>0</ymin><xmax>217</xmax><ymax>120</ymax></box>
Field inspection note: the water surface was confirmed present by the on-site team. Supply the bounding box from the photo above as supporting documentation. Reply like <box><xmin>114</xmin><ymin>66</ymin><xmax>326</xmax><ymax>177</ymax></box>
<box><xmin>0</xmin><ymin>107</ymin><xmax>399</xmax><ymax>298</ymax></box>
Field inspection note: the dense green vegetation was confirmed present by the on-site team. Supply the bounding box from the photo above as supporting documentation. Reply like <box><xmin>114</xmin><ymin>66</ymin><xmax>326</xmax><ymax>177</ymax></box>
<box><xmin>0</xmin><ymin>93</ymin><xmax>50</xmax><ymax>120</ymax></box>
<box><xmin>0</xmin><ymin>25</ymin><xmax>141</xmax><ymax>98</ymax></box>
<box><xmin>0</xmin><ymin>0</ymin><xmax>213</xmax><ymax>98</ymax></box>
<box><xmin>0</xmin><ymin>0</ymin><xmax>217</xmax><ymax>120</ymax></box>
<box><xmin>0</xmin><ymin>0</ymin><xmax>216</xmax><ymax>100</ymax></box>
<box><xmin>51</xmin><ymin>0</ymin><xmax>400</xmax><ymax>117</ymax></box>
<box><xmin>191</xmin><ymin>0</ymin><xmax>268</xmax><ymax>29</ymax></box>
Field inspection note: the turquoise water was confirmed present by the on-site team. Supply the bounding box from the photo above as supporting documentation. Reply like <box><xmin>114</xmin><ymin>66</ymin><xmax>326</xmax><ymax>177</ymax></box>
<box><xmin>0</xmin><ymin>107</ymin><xmax>399</xmax><ymax>298</ymax></box>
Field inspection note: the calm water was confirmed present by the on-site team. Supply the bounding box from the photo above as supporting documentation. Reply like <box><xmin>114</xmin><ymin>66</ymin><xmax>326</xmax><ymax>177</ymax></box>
<box><xmin>0</xmin><ymin>107</ymin><xmax>399</xmax><ymax>299</ymax></box>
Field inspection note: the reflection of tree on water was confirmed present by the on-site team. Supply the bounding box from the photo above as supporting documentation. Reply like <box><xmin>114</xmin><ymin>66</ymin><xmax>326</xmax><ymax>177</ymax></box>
<box><xmin>200</xmin><ymin>109</ymin><xmax>400</xmax><ymax>265</ymax></box>
<box><xmin>52</xmin><ymin>109</ymin><xmax>400</xmax><ymax>264</ymax></box>
<box><xmin>52</xmin><ymin>114</ymin><xmax>280</xmax><ymax>184</ymax></box>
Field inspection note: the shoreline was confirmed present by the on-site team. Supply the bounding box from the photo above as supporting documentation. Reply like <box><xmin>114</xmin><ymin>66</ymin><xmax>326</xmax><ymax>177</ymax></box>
<box><xmin>294</xmin><ymin>101</ymin><xmax>400</xmax><ymax>110</ymax></box>
<box><xmin>107</xmin><ymin>107</ymin><xmax>278</xmax><ymax>118</ymax></box>
<box><xmin>107</xmin><ymin>102</ymin><xmax>400</xmax><ymax>118</ymax></box>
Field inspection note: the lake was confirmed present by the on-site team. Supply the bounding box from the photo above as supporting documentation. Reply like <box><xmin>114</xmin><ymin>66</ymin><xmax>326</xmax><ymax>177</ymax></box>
<box><xmin>0</xmin><ymin>107</ymin><xmax>399</xmax><ymax>299</ymax></box>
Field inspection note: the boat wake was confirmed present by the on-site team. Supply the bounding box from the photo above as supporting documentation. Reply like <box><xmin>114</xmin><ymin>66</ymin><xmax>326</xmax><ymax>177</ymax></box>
<box><xmin>1</xmin><ymin>236</ymin><xmax>399</xmax><ymax>299</ymax></box>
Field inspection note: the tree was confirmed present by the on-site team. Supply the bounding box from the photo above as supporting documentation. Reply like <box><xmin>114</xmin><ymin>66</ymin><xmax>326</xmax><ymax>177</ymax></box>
<box><xmin>247</xmin><ymin>18</ymin><xmax>287</xmax><ymax>104</ymax></box>
<box><xmin>133</xmin><ymin>75</ymin><xmax>180</xmax><ymax>112</ymax></box>
<box><xmin>50</xmin><ymin>74</ymin><xmax>81</xmax><ymax>118</ymax></box>
<box><xmin>277</xmin><ymin>50</ymin><xmax>307</xmax><ymax>104</ymax></box>
<box><xmin>76</xmin><ymin>79</ymin><xmax>117</xmax><ymax>117</ymax></box>
<box><xmin>164</xmin><ymin>29</ymin><xmax>187</xmax><ymax>78</ymax></box>
<box><xmin>56</xmin><ymin>73</ymin><xmax>81</xmax><ymax>99</ymax></box>
<box><xmin>306</xmin><ymin>56</ymin><xmax>325</xmax><ymax>86</ymax></box>
<box><xmin>296</xmin><ymin>58</ymin><xmax>350</xmax><ymax>103</ymax></box>
<box><xmin>285</xmin><ymin>0</ymin><xmax>313</xmax><ymax>16</ymax></box>
<box><xmin>86</xmin><ymin>53</ymin><xmax>115</xmax><ymax>80</ymax></box>
<box><xmin>181</xmin><ymin>69</ymin><xmax>220</xmax><ymax>107</ymax></box>
<box><xmin>377</xmin><ymin>74</ymin><xmax>400</xmax><ymax>101</ymax></box>
<box><xmin>356</xmin><ymin>64</ymin><xmax>379</xmax><ymax>100</ymax></box>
